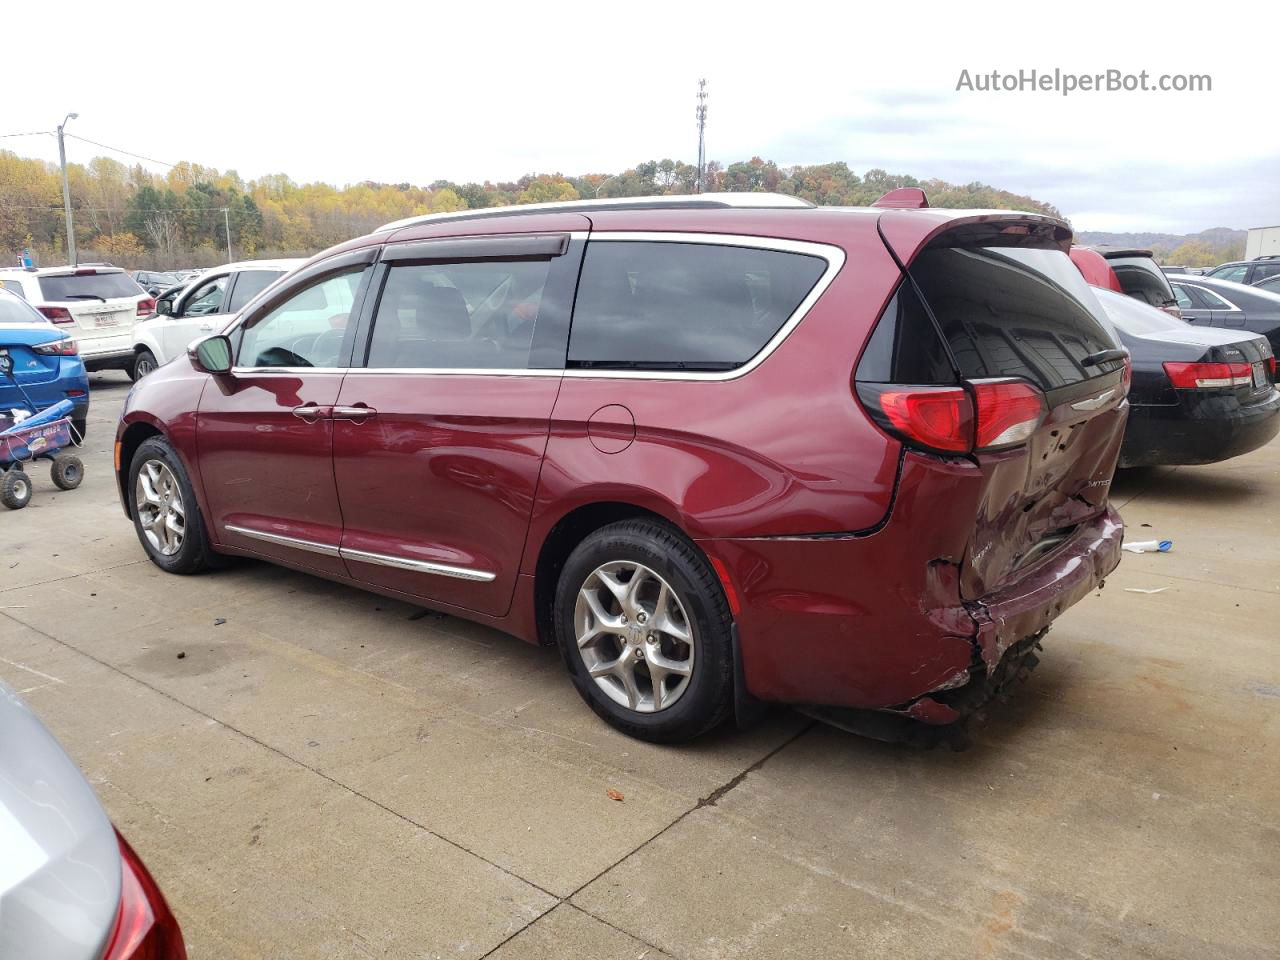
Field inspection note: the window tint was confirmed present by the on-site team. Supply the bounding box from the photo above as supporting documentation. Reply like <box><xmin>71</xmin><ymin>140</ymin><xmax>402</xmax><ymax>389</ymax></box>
<box><xmin>38</xmin><ymin>271</ymin><xmax>141</xmax><ymax>301</ymax></box>
<box><xmin>1194</xmin><ymin>286</ymin><xmax>1233</xmax><ymax>309</ymax></box>
<box><xmin>0</xmin><ymin>279</ymin><xmax>26</xmax><ymax>300</ymax></box>
<box><xmin>1108</xmin><ymin>257</ymin><xmax>1177</xmax><ymax>309</ymax></box>
<box><xmin>869</xmin><ymin>246</ymin><xmax>1121</xmax><ymax>390</ymax></box>
<box><xmin>567</xmin><ymin>241</ymin><xmax>826</xmax><ymax>370</ymax></box>
<box><xmin>1172</xmin><ymin>285</ymin><xmax>1194</xmax><ymax>310</ymax></box>
<box><xmin>1251</xmin><ymin>262</ymin><xmax>1280</xmax><ymax>282</ymax></box>
<box><xmin>1210</xmin><ymin>265</ymin><xmax>1248</xmax><ymax>284</ymax></box>
<box><xmin>366</xmin><ymin>259</ymin><xmax>552</xmax><ymax>369</ymax></box>
<box><xmin>183</xmin><ymin>276</ymin><xmax>228</xmax><ymax>316</ymax></box>
<box><xmin>238</xmin><ymin>268</ymin><xmax>364</xmax><ymax>368</ymax></box>
<box><xmin>227</xmin><ymin>270</ymin><xmax>284</xmax><ymax>312</ymax></box>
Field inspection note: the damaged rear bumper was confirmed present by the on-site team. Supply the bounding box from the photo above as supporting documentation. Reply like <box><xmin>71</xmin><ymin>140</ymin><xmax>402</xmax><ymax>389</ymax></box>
<box><xmin>704</xmin><ymin>502</ymin><xmax>1124</xmax><ymax>724</ymax></box>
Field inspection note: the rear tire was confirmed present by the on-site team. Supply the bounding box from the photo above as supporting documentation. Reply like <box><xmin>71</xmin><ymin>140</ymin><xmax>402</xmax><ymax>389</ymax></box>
<box><xmin>1</xmin><ymin>469</ymin><xmax>32</xmax><ymax>510</ymax></box>
<box><xmin>128</xmin><ymin>436</ymin><xmax>219</xmax><ymax>574</ymax></box>
<box><xmin>130</xmin><ymin>349</ymin><xmax>158</xmax><ymax>382</ymax></box>
<box><xmin>50</xmin><ymin>455</ymin><xmax>84</xmax><ymax>490</ymax></box>
<box><xmin>553</xmin><ymin>519</ymin><xmax>734</xmax><ymax>743</ymax></box>
<box><xmin>71</xmin><ymin>417</ymin><xmax>87</xmax><ymax>443</ymax></box>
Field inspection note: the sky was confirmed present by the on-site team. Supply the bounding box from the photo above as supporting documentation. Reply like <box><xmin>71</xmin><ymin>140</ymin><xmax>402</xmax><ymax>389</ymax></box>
<box><xmin>4</xmin><ymin>0</ymin><xmax>1278</xmax><ymax>235</ymax></box>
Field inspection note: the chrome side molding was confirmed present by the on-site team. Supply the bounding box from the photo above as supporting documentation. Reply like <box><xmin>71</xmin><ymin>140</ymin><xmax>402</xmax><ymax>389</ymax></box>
<box><xmin>224</xmin><ymin>524</ymin><xmax>495</xmax><ymax>582</ymax></box>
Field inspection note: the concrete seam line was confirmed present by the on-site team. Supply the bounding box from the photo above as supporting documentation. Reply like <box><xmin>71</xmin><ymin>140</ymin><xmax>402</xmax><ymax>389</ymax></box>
<box><xmin>0</xmin><ymin>609</ymin><xmax>563</xmax><ymax>903</ymax></box>
<box><xmin>0</xmin><ymin>559</ymin><xmax>148</xmax><ymax>595</ymax></box>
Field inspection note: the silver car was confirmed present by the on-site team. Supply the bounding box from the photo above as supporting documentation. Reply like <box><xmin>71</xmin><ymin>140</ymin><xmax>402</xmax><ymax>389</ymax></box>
<box><xmin>0</xmin><ymin>681</ymin><xmax>186</xmax><ymax>960</ymax></box>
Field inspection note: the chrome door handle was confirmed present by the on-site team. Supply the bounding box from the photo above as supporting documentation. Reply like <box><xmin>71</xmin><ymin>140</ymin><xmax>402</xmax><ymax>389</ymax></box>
<box><xmin>292</xmin><ymin>404</ymin><xmax>330</xmax><ymax>422</ymax></box>
<box><xmin>332</xmin><ymin>405</ymin><xmax>377</xmax><ymax>422</ymax></box>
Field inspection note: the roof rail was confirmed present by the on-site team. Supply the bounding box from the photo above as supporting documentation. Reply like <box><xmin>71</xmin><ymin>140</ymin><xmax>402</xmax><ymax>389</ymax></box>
<box><xmin>376</xmin><ymin>192</ymin><xmax>814</xmax><ymax>233</ymax></box>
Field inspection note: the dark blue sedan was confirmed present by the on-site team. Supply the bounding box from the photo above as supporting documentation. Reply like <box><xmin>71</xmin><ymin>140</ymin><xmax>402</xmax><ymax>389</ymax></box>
<box><xmin>0</xmin><ymin>290</ymin><xmax>89</xmax><ymax>438</ymax></box>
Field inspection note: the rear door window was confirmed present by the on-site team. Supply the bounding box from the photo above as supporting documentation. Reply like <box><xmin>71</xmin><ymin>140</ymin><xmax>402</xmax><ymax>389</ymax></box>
<box><xmin>365</xmin><ymin>259</ymin><xmax>553</xmax><ymax>369</ymax></box>
<box><xmin>567</xmin><ymin>241</ymin><xmax>827</xmax><ymax>370</ymax></box>
<box><xmin>38</xmin><ymin>272</ymin><xmax>142</xmax><ymax>302</ymax></box>
<box><xmin>861</xmin><ymin>246</ymin><xmax>1121</xmax><ymax>391</ymax></box>
<box><xmin>227</xmin><ymin>270</ymin><xmax>284</xmax><ymax>312</ymax></box>
<box><xmin>1250</xmin><ymin>262</ymin><xmax>1280</xmax><ymax>283</ymax></box>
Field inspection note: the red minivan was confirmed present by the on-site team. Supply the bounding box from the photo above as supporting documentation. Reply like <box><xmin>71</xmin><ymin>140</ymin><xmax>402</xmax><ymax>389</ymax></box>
<box><xmin>115</xmin><ymin>193</ymin><xmax>1128</xmax><ymax>742</ymax></box>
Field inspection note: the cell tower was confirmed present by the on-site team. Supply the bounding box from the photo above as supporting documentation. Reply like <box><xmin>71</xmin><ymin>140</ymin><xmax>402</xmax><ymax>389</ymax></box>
<box><xmin>695</xmin><ymin>79</ymin><xmax>708</xmax><ymax>194</ymax></box>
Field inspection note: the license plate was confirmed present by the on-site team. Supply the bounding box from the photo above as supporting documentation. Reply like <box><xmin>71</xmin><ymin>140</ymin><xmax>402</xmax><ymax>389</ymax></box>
<box><xmin>93</xmin><ymin>312</ymin><xmax>121</xmax><ymax>327</ymax></box>
<box><xmin>1254</xmin><ymin>362</ymin><xmax>1268</xmax><ymax>389</ymax></box>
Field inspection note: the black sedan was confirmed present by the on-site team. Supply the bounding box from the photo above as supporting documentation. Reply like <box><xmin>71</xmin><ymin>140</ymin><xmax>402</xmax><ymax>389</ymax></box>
<box><xmin>1094</xmin><ymin>286</ymin><xmax>1280</xmax><ymax>467</ymax></box>
<box><xmin>1166</xmin><ymin>275</ymin><xmax>1280</xmax><ymax>357</ymax></box>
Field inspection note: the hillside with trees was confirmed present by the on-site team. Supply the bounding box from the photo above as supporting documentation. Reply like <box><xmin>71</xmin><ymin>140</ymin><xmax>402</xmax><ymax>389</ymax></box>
<box><xmin>1075</xmin><ymin>228</ymin><xmax>1246</xmax><ymax>267</ymax></box>
<box><xmin>2</xmin><ymin>149</ymin><xmax>1064</xmax><ymax>269</ymax></box>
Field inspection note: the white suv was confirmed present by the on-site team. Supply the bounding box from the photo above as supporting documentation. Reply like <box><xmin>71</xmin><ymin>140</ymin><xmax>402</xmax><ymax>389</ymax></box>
<box><xmin>129</xmin><ymin>259</ymin><xmax>303</xmax><ymax>379</ymax></box>
<box><xmin>0</xmin><ymin>265</ymin><xmax>152</xmax><ymax>373</ymax></box>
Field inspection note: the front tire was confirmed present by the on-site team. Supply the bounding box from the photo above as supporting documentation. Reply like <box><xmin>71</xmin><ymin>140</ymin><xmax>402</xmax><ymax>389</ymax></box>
<box><xmin>130</xmin><ymin>349</ymin><xmax>158</xmax><ymax>382</ymax></box>
<box><xmin>128</xmin><ymin>436</ymin><xmax>219</xmax><ymax>574</ymax></box>
<box><xmin>554</xmin><ymin>519</ymin><xmax>734</xmax><ymax>743</ymax></box>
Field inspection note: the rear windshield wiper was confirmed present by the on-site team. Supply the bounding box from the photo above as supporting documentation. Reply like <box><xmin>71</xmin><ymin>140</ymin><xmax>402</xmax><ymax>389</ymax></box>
<box><xmin>60</xmin><ymin>294</ymin><xmax>106</xmax><ymax>302</ymax></box>
<box><xmin>1081</xmin><ymin>348</ymin><xmax>1129</xmax><ymax>368</ymax></box>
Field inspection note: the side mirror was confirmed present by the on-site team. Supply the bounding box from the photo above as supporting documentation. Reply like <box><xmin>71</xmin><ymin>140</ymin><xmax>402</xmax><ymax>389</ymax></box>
<box><xmin>156</xmin><ymin>298</ymin><xmax>174</xmax><ymax>317</ymax></box>
<box><xmin>189</xmin><ymin>334</ymin><xmax>233</xmax><ymax>375</ymax></box>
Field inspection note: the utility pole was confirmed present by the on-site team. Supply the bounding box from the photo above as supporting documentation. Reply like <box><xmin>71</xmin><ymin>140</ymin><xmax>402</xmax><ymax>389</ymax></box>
<box><xmin>695</xmin><ymin>79</ymin><xmax>708</xmax><ymax>194</ymax></box>
<box><xmin>222</xmin><ymin>207</ymin><xmax>233</xmax><ymax>262</ymax></box>
<box><xmin>56</xmin><ymin>112</ymin><xmax>79</xmax><ymax>266</ymax></box>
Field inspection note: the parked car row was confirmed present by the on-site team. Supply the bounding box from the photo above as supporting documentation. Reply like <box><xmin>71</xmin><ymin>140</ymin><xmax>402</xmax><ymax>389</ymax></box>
<box><xmin>1069</xmin><ymin>246</ymin><xmax>1280</xmax><ymax>467</ymax></box>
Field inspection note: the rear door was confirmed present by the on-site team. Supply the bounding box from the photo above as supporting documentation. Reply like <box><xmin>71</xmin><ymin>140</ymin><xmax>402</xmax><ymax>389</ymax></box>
<box><xmin>1171</xmin><ymin>281</ymin><xmax>1216</xmax><ymax>326</ymax></box>
<box><xmin>890</xmin><ymin>240</ymin><xmax>1128</xmax><ymax>599</ymax></box>
<box><xmin>330</xmin><ymin>230</ymin><xmax>584</xmax><ymax>617</ymax></box>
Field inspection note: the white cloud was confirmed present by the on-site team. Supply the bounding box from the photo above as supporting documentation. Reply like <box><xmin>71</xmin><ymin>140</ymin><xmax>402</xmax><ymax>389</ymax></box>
<box><xmin>4</xmin><ymin>0</ymin><xmax>1277</xmax><ymax>233</ymax></box>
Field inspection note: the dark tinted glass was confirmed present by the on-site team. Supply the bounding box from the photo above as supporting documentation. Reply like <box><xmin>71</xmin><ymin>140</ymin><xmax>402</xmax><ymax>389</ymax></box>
<box><xmin>366</xmin><ymin>259</ymin><xmax>552</xmax><ymax>369</ymax></box>
<box><xmin>0</xmin><ymin>279</ymin><xmax>27</xmax><ymax>300</ymax></box>
<box><xmin>857</xmin><ymin>282</ymin><xmax>954</xmax><ymax>383</ymax></box>
<box><xmin>227</xmin><ymin>270</ymin><xmax>284</xmax><ymax>312</ymax></box>
<box><xmin>907</xmin><ymin>246</ymin><xmax>1120</xmax><ymax>390</ymax></box>
<box><xmin>1251</xmin><ymin>262</ymin><xmax>1280</xmax><ymax>282</ymax></box>
<box><xmin>567</xmin><ymin>241</ymin><xmax>826</xmax><ymax>370</ymax></box>
<box><xmin>1108</xmin><ymin>256</ymin><xmax>1177</xmax><ymax>308</ymax></box>
<box><xmin>38</xmin><ymin>272</ymin><xmax>142</xmax><ymax>301</ymax></box>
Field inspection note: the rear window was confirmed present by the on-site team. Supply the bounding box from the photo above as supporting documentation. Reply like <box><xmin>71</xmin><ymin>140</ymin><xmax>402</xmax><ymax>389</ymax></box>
<box><xmin>567</xmin><ymin>241</ymin><xmax>827</xmax><ymax>370</ymax></box>
<box><xmin>227</xmin><ymin>270</ymin><xmax>285</xmax><ymax>312</ymax></box>
<box><xmin>1108</xmin><ymin>256</ymin><xmax>1177</xmax><ymax>309</ymax></box>
<box><xmin>0</xmin><ymin>293</ymin><xmax>45</xmax><ymax>324</ymax></box>
<box><xmin>38</xmin><ymin>272</ymin><xmax>142</xmax><ymax>302</ymax></box>
<box><xmin>860</xmin><ymin>246</ymin><xmax>1121</xmax><ymax>391</ymax></box>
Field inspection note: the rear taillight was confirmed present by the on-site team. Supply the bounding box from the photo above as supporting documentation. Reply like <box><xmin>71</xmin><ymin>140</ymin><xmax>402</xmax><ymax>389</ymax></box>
<box><xmin>858</xmin><ymin>379</ymin><xmax>1047</xmax><ymax>455</ymax></box>
<box><xmin>972</xmin><ymin>380</ymin><xmax>1046</xmax><ymax>449</ymax></box>
<box><xmin>38</xmin><ymin>306</ymin><xmax>74</xmax><ymax>324</ymax></box>
<box><xmin>33</xmin><ymin>338</ymin><xmax>78</xmax><ymax>356</ymax></box>
<box><xmin>137</xmin><ymin>298</ymin><xmax>156</xmax><ymax>317</ymax></box>
<box><xmin>102</xmin><ymin>831</ymin><xmax>187</xmax><ymax>960</ymax></box>
<box><xmin>1269</xmin><ymin>357</ymin><xmax>1277</xmax><ymax>379</ymax></box>
<box><xmin>864</xmin><ymin>385</ymin><xmax>973</xmax><ymax>453</ymax></box>
<box><xmin>1163</xmin><ymin>361</ymin><xmax>1252</xmax><ymax>390</ymax></box>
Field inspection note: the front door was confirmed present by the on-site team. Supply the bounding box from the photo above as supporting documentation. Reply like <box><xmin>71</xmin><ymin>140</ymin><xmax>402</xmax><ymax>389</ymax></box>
<box><xmin>331</xmin><ymin>230</ymin><xmax>584</xmax><ymax>616</ymax></box>
<box><xmin>197</xmin><ymin>253</ymin><xmax>375</xmax><ymax>575</ymax></box>
<box><xmin>161</xmin><ymin>273</ymin><xmax>231</xmax><ymax>361</ymax></box>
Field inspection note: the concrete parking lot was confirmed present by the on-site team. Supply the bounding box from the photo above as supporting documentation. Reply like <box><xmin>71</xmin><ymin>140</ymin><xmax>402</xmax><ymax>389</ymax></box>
<box><xmin>2</xmin><ymin>372</ymin><xmax>1277</xmax><ymax>960</ymax></box>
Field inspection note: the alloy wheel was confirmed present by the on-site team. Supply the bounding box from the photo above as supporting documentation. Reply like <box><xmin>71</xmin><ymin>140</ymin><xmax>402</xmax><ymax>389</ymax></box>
<box><xmin>135</xmin><ymin>460</ymin><xmax>186</xmax><ymax>556</ymax></box>
<box><xmin>574</xmin><ymin>560</ymin><xmax>695</xmax><ymax>713</ymax></box>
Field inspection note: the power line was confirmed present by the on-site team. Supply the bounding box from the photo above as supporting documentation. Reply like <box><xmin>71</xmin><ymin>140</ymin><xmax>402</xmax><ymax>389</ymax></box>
<box><xmin>64</xmin><ymin>133</ymin><xmax>174</xmax><ymax>168</ymax></box>
<box><xmin>0</xmin><ymin>130</ymin><xmax>52</xmax><ymax>140</ymax></box>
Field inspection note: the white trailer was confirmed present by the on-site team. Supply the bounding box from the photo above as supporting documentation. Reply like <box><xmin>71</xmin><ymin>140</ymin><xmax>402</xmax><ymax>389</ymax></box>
<box><xmin>1245</xmin><ymin>225</ymin><xmax>1280</xmax><ymax>260</ymax></box>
